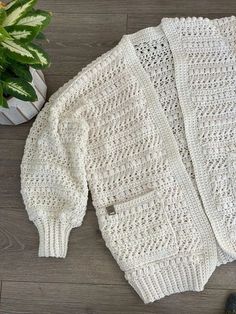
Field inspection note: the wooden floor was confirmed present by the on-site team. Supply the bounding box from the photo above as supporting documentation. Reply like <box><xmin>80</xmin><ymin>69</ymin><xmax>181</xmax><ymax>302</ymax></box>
<box><xmin>0</xmin><ymin>1</ymin><xmax>236</xmax><ymax>313</ymax></box>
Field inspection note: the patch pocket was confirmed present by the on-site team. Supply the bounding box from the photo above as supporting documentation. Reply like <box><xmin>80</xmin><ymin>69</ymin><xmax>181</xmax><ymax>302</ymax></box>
<box><xmin>99</xmin><ymin>189</ymin><xmax>178</xmax><ymax>271</ymax></box>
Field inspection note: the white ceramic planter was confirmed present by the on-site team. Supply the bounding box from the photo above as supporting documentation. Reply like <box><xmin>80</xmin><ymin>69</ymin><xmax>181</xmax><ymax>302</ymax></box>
<box><xmin>0</xmin><ymin>67</ymin><xmax>47</xmax><ymax>125</ymax></box>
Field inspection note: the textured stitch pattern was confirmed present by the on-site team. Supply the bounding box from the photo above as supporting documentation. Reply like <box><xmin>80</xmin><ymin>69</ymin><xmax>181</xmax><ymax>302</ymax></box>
<box><xmin>133</xmin><ymin>35</ymin><xmax>197</xmax><ymax>186</ymax></box>
<box><xmin>133</xmin><ymin>34</ymin><xmax>236</xmax><ymax>266</ymax></box>
<box><xmin>83</xmin><ymin>50</ymin><xmax>204</xmax><ymax>274</ymax></box>
<box><xmin>20</xmin><ymin>16</ymin><xmax>236</xmax><ymax>303</ymax></box>
<box><xmin>169</xmin><ymin>17</ymin><xmax>236</xmax><ymax>253</ymax></box>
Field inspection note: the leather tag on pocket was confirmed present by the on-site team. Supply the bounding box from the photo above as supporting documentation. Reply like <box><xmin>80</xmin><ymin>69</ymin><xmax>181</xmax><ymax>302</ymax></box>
<box><xmin>106</xmin><ymin>205</ymin><xmax>116</xmax><ymax>215</ymax></box>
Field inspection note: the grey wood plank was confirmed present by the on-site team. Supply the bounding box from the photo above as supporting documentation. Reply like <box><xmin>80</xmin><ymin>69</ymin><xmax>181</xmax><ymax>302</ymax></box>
<box><xmin>38</xmin><ymin>0</ymin><xmax>236</xmax><ymax>15</ymax></box>
<box><xmin>0</xmin><ymin>281</ymin><xmax>230</xmax><ymax>314</ymax></box>
<box><xmin>0</xmin><ymin>139</ymin><xmax>25</xmax><ymax>209</ymax></box>
<box><xmin>206</xmin><ymin>263</ymin><xmax>236</xmax><ymax>289</ymax></box>
<box><xmin>127</xmin><ymin>13</ymin><xmax>232</xmax><ymax>33</ymax></box>
<box><xmin>43</xmin><ymin>13</ymin><xmax>127</xmax><ymax>77</ymax></box>
<box><xmin>0</xmin><ymin>122</ymin><xmax>33</xmax><ymax>140</ymax></box>
<box><xmin>0</xmin><ymin>140</ymin><xmax>24</xmax><ymax>161</ymax></box>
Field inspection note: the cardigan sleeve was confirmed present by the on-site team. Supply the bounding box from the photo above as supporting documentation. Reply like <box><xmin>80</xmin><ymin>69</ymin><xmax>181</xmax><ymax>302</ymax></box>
<box><xmin>20</xmin><ymin>75</ymin><xmax>90</xmax><ymax>258</ymax></box>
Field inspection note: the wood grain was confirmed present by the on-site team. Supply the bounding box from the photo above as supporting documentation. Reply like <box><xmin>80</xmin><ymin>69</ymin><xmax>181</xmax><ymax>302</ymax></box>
<box><xmin>0</xmin><ymin>281</ymin><xmax>231</xmax><ymax>314</ymax></box>
<box><xmin>43</xmin><ymin>13</ymin><xmax>127</xmax><ymax>77</ymax></box>
<box><xmin>39</xmin><ymin>0</ymin><xmax>236</xmax><ymax>15</ymax></box>
<box><xmin>0</xmin><ymin>0</ymin><xmax>235</xmax><ymax>313</ymax></box>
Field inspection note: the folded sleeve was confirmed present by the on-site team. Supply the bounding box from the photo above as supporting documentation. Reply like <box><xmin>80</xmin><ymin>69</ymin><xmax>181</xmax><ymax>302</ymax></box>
<box><xmin>20</xmin><ymin>76</ymin><xmax>90</xmax><ymax>258</ymax></box>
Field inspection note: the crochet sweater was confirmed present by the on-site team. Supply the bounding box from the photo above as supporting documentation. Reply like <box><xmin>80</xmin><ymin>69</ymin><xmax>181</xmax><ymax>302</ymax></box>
<box><xmin>20</xmin><ymin>16</ymin><xmax>236</xmax><ymax>304</ymax></box>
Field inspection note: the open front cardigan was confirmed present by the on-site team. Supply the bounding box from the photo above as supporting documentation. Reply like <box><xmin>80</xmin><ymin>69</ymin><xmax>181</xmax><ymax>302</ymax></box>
<box><xmin>20</xmin><ymin>16</ymin><xmax>236</xmax><ymax>303</ymax></box>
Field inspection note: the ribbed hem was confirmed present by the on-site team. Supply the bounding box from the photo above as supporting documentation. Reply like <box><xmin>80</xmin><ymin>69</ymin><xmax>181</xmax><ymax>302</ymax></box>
<box><xmin>125</xmin><ymin>258</ymin><xmax>210</xmax><ymax>304</ymax></box>
<box><xmin>33</xmin><ymin>218</ymin><xmax>73</xmax><ymax>258</ymax></box>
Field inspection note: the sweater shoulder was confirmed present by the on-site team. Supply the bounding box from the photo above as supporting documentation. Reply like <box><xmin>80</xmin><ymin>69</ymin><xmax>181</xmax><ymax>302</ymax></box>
<box><xmin>27</xmin><ymin>40</ymin><xmax>126</xmax><ymax>141</ymax></box>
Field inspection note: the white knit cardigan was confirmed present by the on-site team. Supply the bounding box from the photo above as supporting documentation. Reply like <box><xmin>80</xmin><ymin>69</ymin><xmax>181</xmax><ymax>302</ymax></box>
<box><xmin>21</xmin><ymin>16</ymin><xmax>236</xmax><ymax>303</ymax></box>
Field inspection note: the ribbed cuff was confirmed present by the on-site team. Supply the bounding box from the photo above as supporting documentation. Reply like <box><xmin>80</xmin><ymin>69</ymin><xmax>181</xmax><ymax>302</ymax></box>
<box><xmin>33</xmin><ymin>218</ymin><xmax>73</xmax><ymax>258</ymax></box>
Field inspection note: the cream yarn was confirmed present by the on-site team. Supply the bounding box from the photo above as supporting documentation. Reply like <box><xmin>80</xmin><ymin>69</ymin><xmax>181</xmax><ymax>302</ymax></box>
<box><xmin>21</xmin><ymin>16</ymin><xmax>236</xmax><ymax>303</ymax></box>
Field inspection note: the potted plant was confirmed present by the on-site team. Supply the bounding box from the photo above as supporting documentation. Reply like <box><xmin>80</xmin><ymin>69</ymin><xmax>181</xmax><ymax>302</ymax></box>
<box><xmin>0</xmin><ymin>0</ymin><xmax>52</xmax><ymax>125</ymax></box>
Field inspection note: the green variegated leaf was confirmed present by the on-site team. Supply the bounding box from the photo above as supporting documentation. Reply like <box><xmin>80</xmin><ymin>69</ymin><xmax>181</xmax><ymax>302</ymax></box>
<box><xmin>27</xmin><ymin>43</ymin><xmax>50</xmax><ymax>68</ymax></box>
<box><xmin>3</xmin><ymin>0</ymin><xmax>37</xmax><ymax>27</ymax></box>
<box><xmin>16</xmin><ymin>9</ymin><xmax>51</xmax><ymax>30</ymax></box>
<box><xmin>2</xmin><ymin>39</ymin><xmax>39</xmax><ymax>64</ymax></box>
<box><xmin>0</xmin><ymin>83</ymin><xmax>8</xmax><ymax>108</ymax></box>
<box><xmin>1</xmin><ymin>96</ymin><xmax>8</xmax><ymax>108</ymax></box>
<box><xmin>0</xmin><ymin>47</ymin><xmax>7</xmax><ymax>64</ymax></box>
<box><xmin>5</xmin><ymin>25</ymin><xmax>39</xmax><ymax>42</ymax></box>
<box><xmin>5</xmin><ymin>0</ymin><xmax>36</xmax><ymax>13</ymax></box>
<box><xmin>35</xmin><ymin>31</ymin><xmax>46</xmax><ymax>40</ymax></box>
<box><xmin>3</xmin><ymin>77</ymin><xmax>37</xmax><ymax>101</ymax></box>
<box><xmin>0</xmin><ymin>49</ymin><xmax>7</xmax><ymax>72</ymax></box>
<box><xmin>0</xmin><ymin>26</ymin><xmax>12</xmax><ymax>41</ymax></box>
<box><xmin>4</xmin><ymin>0</ymin><xmax>18</xmax><ymax>11</ymax></box>
<box><xmin>9</xmin><ymin>61</ymin><xmax>32</xmax><ymax>81</ymax></box>
<box><xmin>0</xmin><ymin>8</ymin><xmax>6</xmax><ymax>24</ymax></box>
<box><xmin>0</xmin><ymin>63</ymin><xmax>6</xmax><ymax>71</ymax></box>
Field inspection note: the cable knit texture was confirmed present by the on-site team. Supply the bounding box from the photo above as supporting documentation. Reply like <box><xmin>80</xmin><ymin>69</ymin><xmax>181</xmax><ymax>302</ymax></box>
<box><xmin>20</xmin><ymin>16</ymin><xmax>236</xmax><ymax>303</ymax></box>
